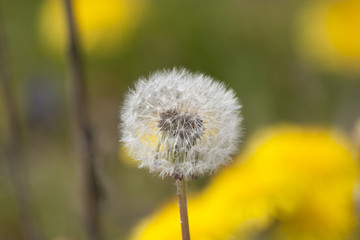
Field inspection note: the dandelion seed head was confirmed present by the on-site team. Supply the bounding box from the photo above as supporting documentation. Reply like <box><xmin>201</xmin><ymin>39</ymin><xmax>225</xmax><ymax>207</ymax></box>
<box><xmin>120</xmin><ymin>68</ymin><xmax>242</xmax><ymax>179</ymax></box>
<box><xmin>158</xmin><ymin>109</ymin><xmax>204</xmax><ymax>143</ymax></box>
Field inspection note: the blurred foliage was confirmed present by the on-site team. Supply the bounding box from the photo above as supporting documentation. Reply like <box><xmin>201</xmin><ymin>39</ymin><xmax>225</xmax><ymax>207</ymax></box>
<box><xmin>0</xmin><ymin>0</ymin><xmax>359</xmax><ymax>239</ymax></box>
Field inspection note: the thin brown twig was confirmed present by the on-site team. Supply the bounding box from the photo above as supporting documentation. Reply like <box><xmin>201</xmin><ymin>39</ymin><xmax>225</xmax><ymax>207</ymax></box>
<box><xmin>177</xmin><ymin>179</ymin><xmax>191</xmax><ymax>240</ymax></box>
<box><xmin>62</xmin><ymin>1</ymin><xmax>101</xmax><ymax>240</ymax></box>
<box><xmin>0</xmin><ymin>6</ymin><xmax>41</xmax><ymax>240</ymax></box>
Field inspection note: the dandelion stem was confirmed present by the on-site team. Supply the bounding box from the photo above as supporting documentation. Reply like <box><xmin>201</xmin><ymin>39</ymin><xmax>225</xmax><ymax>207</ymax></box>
<box><xmin>62</xmin><ymin>0</ymin><xmax>101</xmax><ymax>240</ymax></box>
<box><xmin>176</xmin><ymin>178</ymin><xmax>191</xmax><ymax>240</ymax></box>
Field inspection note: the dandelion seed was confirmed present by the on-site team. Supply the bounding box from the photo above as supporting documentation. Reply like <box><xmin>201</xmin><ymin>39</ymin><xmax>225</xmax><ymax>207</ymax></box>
<box><xmin>119</xmin><ymin>68</ymin><xmax>242</xmax><ymax>179</ymax></box>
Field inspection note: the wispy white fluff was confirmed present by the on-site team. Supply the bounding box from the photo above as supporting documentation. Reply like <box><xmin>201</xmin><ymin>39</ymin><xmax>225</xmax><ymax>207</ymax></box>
<box><xmin>120</xmin><ymin>68</ymin><xmax>242</xmax><ymax>179</ymax></box>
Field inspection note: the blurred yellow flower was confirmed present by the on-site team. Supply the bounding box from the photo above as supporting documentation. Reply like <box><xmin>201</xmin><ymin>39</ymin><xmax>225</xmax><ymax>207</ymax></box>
<box><xmin>297</xmin><ymin>0</ymin><xmax>360</xmax><ymax>73</ymax></box>
<box><xmin>129</xmin><ymin>125</ymin><xmax>359</xmax><ymax>240</ymax></box>
<box><xmin>39</xmin><ymin>0</ymin><xmax>146</xmax><ymax>54</ymax></box>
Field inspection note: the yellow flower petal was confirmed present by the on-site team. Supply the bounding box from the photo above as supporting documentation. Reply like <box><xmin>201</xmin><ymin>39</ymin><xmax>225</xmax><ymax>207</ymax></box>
<box><xmin>39</xmin><ymin>0</ymin><xmax>146</xmax><ymax>55</ymax></box>
<box><xmin>129</xmin><ymin>125</ymin><xmax>358</xmax><ymax>240</ymax></box>
<box><xmin>297</xmin><ymin>0</ymin><xmax>360</xmax><ymax>73</ymax></box>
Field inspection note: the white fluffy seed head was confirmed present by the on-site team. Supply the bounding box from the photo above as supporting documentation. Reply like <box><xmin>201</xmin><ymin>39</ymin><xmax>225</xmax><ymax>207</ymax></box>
<box><xmin>119</xmin><ymin>68</ymin><xmax>242</xmax><ymax>179</ymax></box>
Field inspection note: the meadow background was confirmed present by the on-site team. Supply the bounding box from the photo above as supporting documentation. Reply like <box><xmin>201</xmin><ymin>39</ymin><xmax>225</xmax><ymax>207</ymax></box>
<box><xmin>0</xmin><ymin>0</ymin><xmax>359</xmax><ymax>239</ymax></box>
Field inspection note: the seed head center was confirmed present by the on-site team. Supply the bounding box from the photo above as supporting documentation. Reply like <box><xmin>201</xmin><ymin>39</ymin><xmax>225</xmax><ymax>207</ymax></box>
<box><xmin>158</xmin><ymin>109</ymin><xmax>205</xmax><ymax>143</ymax></box>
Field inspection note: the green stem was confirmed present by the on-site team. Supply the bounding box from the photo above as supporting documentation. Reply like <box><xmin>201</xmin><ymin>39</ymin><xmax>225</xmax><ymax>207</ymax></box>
<box><xmin>176</xmin><ymin>178</ymin><xmax>191</xmax><ymax>240</ymax></box>
<box><xmin>62</xmin><ymin>0</ymin><xmax>101</xmax><ymax>240</ymax></box>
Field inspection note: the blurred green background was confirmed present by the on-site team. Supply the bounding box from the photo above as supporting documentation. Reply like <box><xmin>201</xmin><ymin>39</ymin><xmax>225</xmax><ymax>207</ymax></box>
<box><xmin>0</xmin><ymin>0</ymin><xmax>359</xmax><ymax>239</ymax></box>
